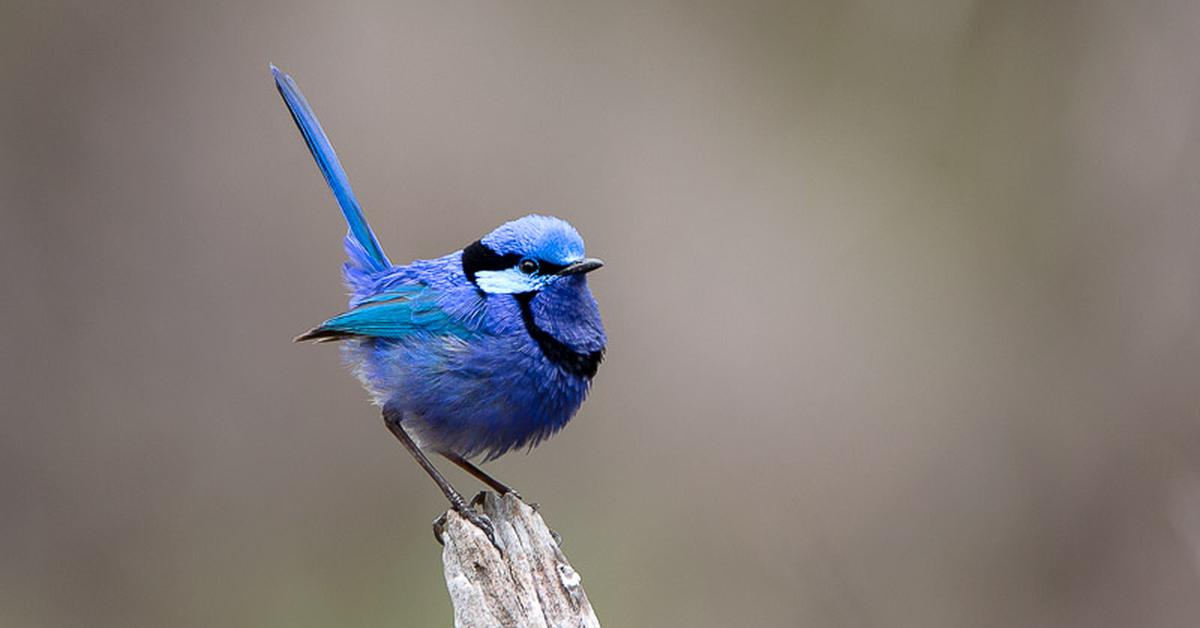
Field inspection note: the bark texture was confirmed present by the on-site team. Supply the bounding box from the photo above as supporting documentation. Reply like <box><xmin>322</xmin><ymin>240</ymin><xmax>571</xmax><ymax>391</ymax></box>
<box><xmin>440</xmin><ymin>492</ymin><xmax>601</xmax><ymax>628</ymax></box>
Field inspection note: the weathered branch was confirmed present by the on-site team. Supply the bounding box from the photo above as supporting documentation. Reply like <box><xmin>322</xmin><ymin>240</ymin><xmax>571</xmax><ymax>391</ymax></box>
<box><xmin>439</xmin><ymin>492</ymin><xmax>601</xmax><ymax>628</ymax></box>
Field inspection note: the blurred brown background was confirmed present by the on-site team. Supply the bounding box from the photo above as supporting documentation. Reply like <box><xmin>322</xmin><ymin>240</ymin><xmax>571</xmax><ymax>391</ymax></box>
<box><xmin>3</xmin><ymin>1</ymin><xmax>1200</xmax><ymax>626</ymax></box>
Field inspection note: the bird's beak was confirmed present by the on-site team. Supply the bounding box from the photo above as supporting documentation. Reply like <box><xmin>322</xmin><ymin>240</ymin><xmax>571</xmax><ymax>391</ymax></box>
<box><xmin>557</xmin><ymin>258</ymin><xmax>605</xmax><ymax>276</ymax></box>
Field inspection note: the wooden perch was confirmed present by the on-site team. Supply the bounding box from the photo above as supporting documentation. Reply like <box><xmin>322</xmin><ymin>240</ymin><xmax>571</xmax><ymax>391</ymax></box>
<box><xmin>439</xmin><ymin>492</ymin><xmax>601</xmax><ymax>628</ymax></box>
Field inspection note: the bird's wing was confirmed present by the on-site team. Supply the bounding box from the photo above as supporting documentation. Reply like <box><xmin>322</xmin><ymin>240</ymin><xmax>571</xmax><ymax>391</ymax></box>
<box><xmin>295</xmin><ymin>285</ymin><xmax>477</xmax><ymax>342</ymax></box>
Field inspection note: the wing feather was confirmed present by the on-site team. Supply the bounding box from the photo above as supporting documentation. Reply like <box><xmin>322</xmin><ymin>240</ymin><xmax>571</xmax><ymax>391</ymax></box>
<box><xmin>295</xmin><ymin>286</ymin><xmax>475</xmax><ymax>342</ymax></box>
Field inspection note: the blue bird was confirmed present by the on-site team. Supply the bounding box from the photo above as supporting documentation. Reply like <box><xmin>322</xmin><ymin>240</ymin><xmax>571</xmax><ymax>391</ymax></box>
<box><xmin>272</xmin><ymin>66</ymin><xmax>605</xmax><ymax>541</ymax></box>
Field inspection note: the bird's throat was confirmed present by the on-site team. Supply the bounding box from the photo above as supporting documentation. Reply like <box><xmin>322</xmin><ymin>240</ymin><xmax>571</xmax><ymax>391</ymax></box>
<box><xmin>514</xmin><ymin>292</ymin><xmax>603</xmax><ymax>379</ymax></box>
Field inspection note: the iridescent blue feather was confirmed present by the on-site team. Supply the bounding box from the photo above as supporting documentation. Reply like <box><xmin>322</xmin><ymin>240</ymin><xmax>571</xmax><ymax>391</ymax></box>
<box><xmin>272</xmin><ymin>65</ymin><xmax>390</xmax><ymax>274</ymax></box>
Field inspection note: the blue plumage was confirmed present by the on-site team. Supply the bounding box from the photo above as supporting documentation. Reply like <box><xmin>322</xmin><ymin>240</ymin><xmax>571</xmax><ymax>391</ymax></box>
<box><xmin>330</xmin><ymin>246</ymin><xmax>604</xmax><ymax>461</ymax></box>
<box><xmin>271</xmin><ymin>65</ymin><xmax>390</xmax><ymax>272</ymax></box>
<box><xmin>273</xmin><ymin>66</ymin><xmax>605</xmax><ymax>539</ymax></box>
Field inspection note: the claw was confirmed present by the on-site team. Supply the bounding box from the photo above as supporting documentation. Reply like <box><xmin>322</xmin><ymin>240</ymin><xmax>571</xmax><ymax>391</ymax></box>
<box><xmin>432</xmin><ymin>512</ymin><xmax>449</xmax><ymax>545</ymax></box>
<box><xmin>434</xmin><ymin>506</ymin><xmax>497</xmax><ymax>547</ymax></box>
<box><xmin>456</xmin><ymin>503</ymin><xmax>497</xmax><ymax>547</ymax></box>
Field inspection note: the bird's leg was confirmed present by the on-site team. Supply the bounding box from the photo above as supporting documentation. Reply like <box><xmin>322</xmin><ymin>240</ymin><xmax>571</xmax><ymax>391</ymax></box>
<box><xmin>382</xmin><ymin>409</ymin><xmax>496</xmax><ymax>546</ymax></box>
<box><xmin>440</xmin><ymin>451</ymin><xmax>522</xmax><ymax>499</ymax></box>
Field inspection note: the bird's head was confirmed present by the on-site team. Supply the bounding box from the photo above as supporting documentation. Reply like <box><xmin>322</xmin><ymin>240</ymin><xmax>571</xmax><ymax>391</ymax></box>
<box><xmin>462</xmin><ymin>215</ymin><xmax>603</xmax><ymax>295</ymax></box>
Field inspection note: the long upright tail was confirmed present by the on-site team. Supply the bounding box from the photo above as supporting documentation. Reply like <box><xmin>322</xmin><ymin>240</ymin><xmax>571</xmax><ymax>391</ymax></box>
<box><xmin>272</xmin><ymin>65</ymin><xmax>391</xmax><ymax>274</ymax></box>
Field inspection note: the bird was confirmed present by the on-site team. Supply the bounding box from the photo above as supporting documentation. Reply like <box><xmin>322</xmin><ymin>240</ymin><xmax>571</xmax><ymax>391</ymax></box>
<box><xmin>271</xmin><ymin>65</ymin><xmax>606</xmax><ymax>543</ymax></box>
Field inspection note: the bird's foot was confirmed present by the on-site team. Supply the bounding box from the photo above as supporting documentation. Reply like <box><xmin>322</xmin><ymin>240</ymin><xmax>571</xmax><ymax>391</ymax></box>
<box><xmin>456</xmin><ymin>503</ymin><xmax>497</xmax><ymax>547</ymax></box>
<box><xmin>432</xmin><ymin>512</ymin><xmax>449</xmax><ymax>545</ymax></box>
<box><xmin>432</xmin><ymin>505</ymin><xmax>497</xmax><ymax>548</ymax></box>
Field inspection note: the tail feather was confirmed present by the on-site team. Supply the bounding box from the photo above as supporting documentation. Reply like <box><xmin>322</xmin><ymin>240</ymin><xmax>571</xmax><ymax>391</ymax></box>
<box><xmin>342</xmin><ymin>233</ymin><xmax>381</xmax><ymax>294</ymax></box>
<box><xmin>271</xmin><ymin>64</ymin><xmax>391</xmax><ymax>273</ymax></box>
<box><xmin>294</xmin><ymin>326</ymin><xmax>357</xmax><ymax>343</ymax></box>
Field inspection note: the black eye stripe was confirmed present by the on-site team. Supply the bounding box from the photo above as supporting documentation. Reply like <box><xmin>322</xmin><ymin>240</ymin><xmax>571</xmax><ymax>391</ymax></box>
<box><xmin>462</xmin><ymin>240</ymin><xmax>521</xmax><ymax>284</ymax></box>
<box><xmin>462</xmin><ymin>240</ymin><xmax>571</xmax><ymax>284</ymax></box>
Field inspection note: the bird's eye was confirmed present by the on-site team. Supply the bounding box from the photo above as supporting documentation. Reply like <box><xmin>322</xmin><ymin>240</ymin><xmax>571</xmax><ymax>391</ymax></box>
<box><xmin>518</xmin><ymin>259</ymin><xmax>539</xmax><ymax>274</ymax></box>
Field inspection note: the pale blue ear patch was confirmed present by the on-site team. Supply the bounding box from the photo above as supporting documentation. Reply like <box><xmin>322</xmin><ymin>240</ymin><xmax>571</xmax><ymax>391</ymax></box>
<box><xmin>474</xmin><ymin>267</ymin><xmax>551</xmax><ymax>294</ymax></box>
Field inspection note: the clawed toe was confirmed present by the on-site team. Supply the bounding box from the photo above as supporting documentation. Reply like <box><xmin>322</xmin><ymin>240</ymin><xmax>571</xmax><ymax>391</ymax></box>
<box><xmin>456</xmin><ymin>504</ymin><xmax>497</xmax><ymax>546</ymax></box>
<box><xmin>433</xmin><ymin>506</ymin><xmax>498</xmax><ymax>547</ymax></box>
<box><xmin>432</xmin><ymin>512</ymin><xmax>449</xmax><ymax>545</ymax></box>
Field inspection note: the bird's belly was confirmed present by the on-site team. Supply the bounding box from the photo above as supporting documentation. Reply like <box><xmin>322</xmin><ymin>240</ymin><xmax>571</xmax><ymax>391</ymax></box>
<box><xmin>346</xmin><ymin>335</ymin><xmax>593</xmax><ymax>460</ymax></box>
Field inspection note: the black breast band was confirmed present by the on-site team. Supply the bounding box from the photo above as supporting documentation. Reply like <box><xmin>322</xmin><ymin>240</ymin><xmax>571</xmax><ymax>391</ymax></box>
<box><xmin>514</xmin><ymin>293</ymin><xmax>603</xmax><ymax>379</ymax></box>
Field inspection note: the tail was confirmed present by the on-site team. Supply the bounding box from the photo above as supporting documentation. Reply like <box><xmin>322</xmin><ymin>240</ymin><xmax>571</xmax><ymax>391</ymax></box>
<box><xmin>271</xmin><ymin>64</ymin><xmax>391</xmax><ymax>276</ymax></box>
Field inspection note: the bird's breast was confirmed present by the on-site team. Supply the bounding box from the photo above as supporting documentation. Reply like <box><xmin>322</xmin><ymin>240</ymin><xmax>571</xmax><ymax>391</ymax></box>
<box><xmin>514</xmin><ymin>292</ymin><xmax>604</xmax><ymax>379</ymax></box>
